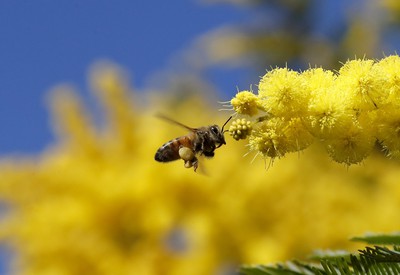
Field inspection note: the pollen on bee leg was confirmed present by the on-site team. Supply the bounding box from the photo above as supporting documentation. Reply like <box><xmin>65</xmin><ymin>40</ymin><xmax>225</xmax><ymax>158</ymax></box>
<box><xmin>179</xmin><ymin>147</ymin><xmax>195</xmax><ymax>161</ymax></box>
<box><xmin>183</xmin><ymin>158</ymin><xmax>198</xmax><ymax>172</ymax></box>
<box><xmin>184</xmin><ymin>160</ymin><xmax>193</xmax><ymax>168</ymax></box>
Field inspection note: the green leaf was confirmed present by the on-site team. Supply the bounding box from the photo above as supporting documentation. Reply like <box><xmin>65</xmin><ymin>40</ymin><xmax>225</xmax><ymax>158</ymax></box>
<box><xmin>310</xmin><ymin>250</ymin><xmax>352</xmax><ymax>261</ymax></box>
<box><xmin>351</xmin><ymin>233</ymin><xmax>400</xmax><ymax>245</ymax></box>
<box><xmin>240</xmin><ymin>233</ymin><xmax>400</xmax><ymax>275</ymax></box>
<box><xmin>240</xmin><ymin>246</ymin><xmax>400</xmax><ymax>275</ymax></box>
<box><xmin>240</xmin><ymin>262</ymin><xmax>319</xmax><ymax>275</ymax></box>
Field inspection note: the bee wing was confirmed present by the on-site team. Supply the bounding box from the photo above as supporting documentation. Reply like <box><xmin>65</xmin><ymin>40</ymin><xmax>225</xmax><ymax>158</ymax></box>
<box><xmin>195</xmin><ymin>154</ymin><xmax>209</xmax><ymax>176</ymax></box>
<box><xmin>156</xmin><ymin>113</ymin><xmax>198</xmax><ymax>132</ymax></box>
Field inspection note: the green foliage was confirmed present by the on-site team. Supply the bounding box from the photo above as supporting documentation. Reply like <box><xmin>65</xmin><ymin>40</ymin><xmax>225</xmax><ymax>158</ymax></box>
<box><xmin>351</xmin><ymin>233</ymin><xmax>400</xmax><ymax>245</ymax></box>
<box><xmin>240</xmin><ymin>233</ymin><xmax>400</xmax><ymax>275</ymax></box>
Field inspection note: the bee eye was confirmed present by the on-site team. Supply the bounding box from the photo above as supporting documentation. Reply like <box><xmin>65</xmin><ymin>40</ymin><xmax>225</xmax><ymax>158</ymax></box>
<box><xmin>211</xmin><ymin>126</ymin><xmax>219</xmax><ymax>134</ymax></box>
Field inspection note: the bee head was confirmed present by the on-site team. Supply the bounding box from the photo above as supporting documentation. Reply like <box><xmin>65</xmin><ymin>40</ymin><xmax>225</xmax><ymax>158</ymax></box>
<box><xmin>212</xmin><ymin>116</ymin><xmax>232</xmax><ymax>148</ymax></box>
<box><xmin>209</xmin><ymin>125</ymin><xmax>225</xmax><ymax>148</ymax></box>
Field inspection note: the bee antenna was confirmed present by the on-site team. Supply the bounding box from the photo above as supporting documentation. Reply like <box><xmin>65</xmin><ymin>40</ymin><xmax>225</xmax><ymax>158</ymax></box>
<box><xmin>221</xmin><ymin>116</ymin><xmax>233</xmax><ymax>133</ymax></box>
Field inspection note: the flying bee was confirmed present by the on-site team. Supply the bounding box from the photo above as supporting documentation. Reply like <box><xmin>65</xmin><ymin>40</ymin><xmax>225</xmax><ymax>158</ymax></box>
<box><xmin>154</xmin><ymin>114</ymin><xmax>232</xmax><ymax>172</ymax></box>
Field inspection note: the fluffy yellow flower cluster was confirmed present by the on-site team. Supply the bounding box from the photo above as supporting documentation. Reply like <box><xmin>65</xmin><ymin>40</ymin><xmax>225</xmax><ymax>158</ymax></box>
<box><xmin>229</xmin><ymin>56</ymin><xmax>400</xmax><ymax>165</ymax></box>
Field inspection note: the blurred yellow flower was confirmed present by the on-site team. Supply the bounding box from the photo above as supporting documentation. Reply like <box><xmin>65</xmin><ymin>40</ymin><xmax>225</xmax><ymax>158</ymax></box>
<box><xmin>1</xmin><ymin>62</ymin><xmax>400</xmax><ymax>275</ymax></box>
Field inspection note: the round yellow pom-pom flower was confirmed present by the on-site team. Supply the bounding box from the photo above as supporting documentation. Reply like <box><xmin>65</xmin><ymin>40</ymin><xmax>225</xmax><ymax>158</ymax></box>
<box><xmin>282</xmin><ymin>117</ymin><xmax>314</xmax><ymax>152</ymax></box>
<box><xmin>301</xmin><ymin>68</ymin><xmax>336</xmax><ymax>97</ymax></box>
<box><xmin>372</xmin><ymin>55</ymin><xmax>400</xmax><ymax>104</ymax></box>
<box><xmin>229</xmin><ymin>118</ymin><xmax>252</xmax><ymax>140</ymax></box>
<box><xmin>230</xmin><ymin>90</ymin><xmax>260</xmax><ymax>116</ymax></box>
<box><xmin>376</xmin><ymin>104</ymin><xmax>400</xmax><ymax>156</ymax></box>
<box><xmin>301</xmin><ymin>68</ymin><xmax>354</xmax><ymax>138</ymax></box>
<box><xmin>323</xmin><ymin>116</ymin><xmax>376</xmax><ymax>165</ymax></box>
<box><xmin>306</xmin><ymin>87</ymin><xmax>355</xmax><ymax>139</ymax></box>
<box><xmin>336</xmin><ymin>59</ymin><xmax>384</xmax><ymax>111</ymax></box>
<box><xmin>258</xmin><ymin>68</ymin><xmax>309</xmax><ymax>118</ymax></box>
<box><xmin>248</xmin><ymin>117</ymin><xmax>314</xmax><ymax>160</ymax></box>
<box><xmin>248</xmin><ymin>118</ymin><xmax>289</xmax><ymax>159</ymax></box>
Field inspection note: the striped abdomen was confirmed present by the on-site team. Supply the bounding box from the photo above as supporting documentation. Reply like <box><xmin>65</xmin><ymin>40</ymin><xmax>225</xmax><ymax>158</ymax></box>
<box><xmin>155</xmin><ymin>135</ymin><xmax>194</xmax><ymax>162</ymax></box>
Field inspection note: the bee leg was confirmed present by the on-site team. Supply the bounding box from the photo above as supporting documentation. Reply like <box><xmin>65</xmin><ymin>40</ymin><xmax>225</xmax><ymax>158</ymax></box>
<box><xmin>183</xmin><ymin>157</ymin><xmax>198</xmax><ymax>172</ymax></box>
<box><xmin>192</xmin><ymin>157</ymin><xmax>199</xmax><ymax>172</ymax></box>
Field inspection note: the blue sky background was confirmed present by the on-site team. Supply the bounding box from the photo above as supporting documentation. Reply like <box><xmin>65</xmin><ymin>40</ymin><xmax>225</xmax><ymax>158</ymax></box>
<box><xmin>0</xmin><ymin>0</ymin><xmax>384</xmax><ymax>157</ymax></box>
<box><xmin>0</xmin><ymin>1</ymin><xmax>257</xmax><ymax>155</ymax></box>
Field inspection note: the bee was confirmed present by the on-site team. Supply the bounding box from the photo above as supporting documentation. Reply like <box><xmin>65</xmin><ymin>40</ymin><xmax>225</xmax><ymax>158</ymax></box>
<box><xmin>154</xmin><ymin>114</ymin><xmax>232</xmax><ymax>172</ymax></box>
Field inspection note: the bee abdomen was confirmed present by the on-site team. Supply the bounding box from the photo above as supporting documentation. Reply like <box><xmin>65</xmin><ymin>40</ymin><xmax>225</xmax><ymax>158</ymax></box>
<box><xmin>155</xmin><ymin>137</ymin><xmax>192</xmax><ymax>162</ymax></box>
<box><xmin>155</xmin><ymin>143</ymin><xmax>179</xmax><ymax>162</ymax></box>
